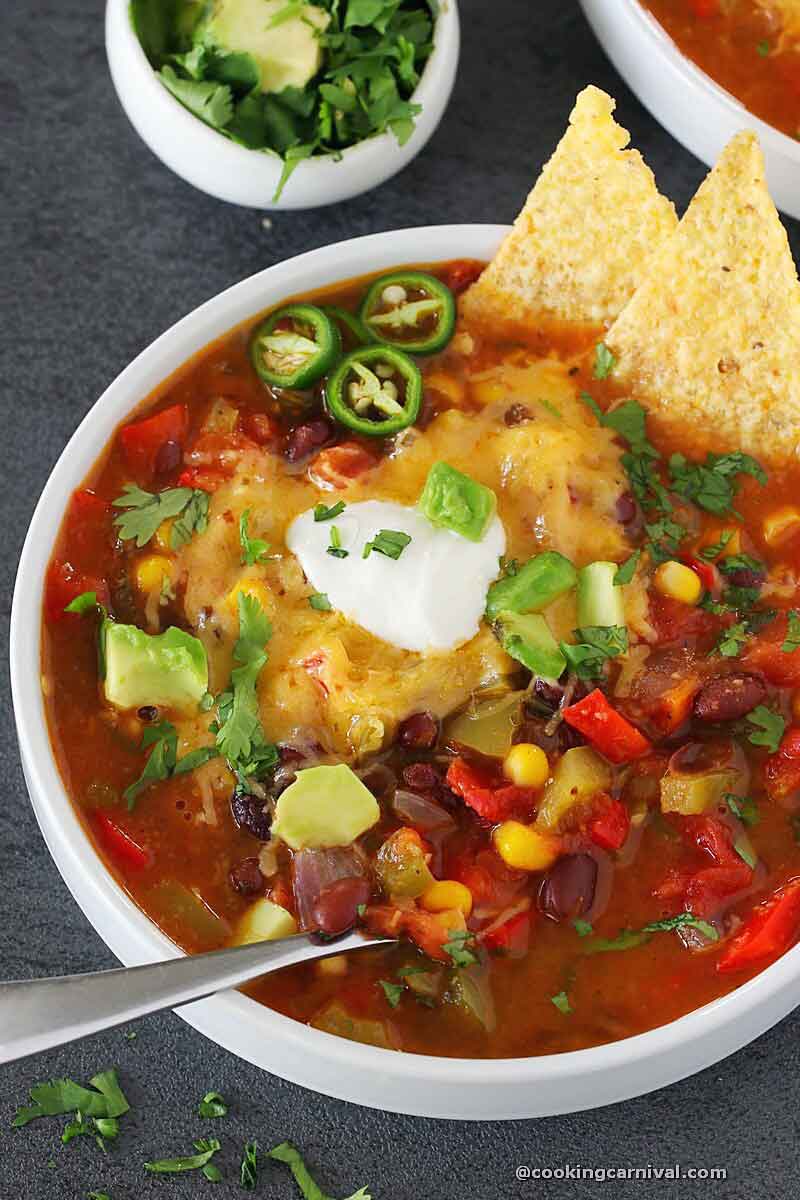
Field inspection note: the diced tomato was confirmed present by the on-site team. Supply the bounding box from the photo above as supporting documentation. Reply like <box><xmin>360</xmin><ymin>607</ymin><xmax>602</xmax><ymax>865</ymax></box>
<box><xmin>589</xmin><ymin>795</ymin><xmax>630</xmax><ymax>851</ymax></box>
<box><xmin>648</xmin><ymin>593</ymin><xmax>716</xmax><ymax>644</ymax></box>
<box><xmin>446</xmin><ymin>757</ymin><xmax>537</xmax><ymax>823</ymax></box>
<box><xmin>655</xmin><ymin>815</ymin><xmax>753</xmax><ymax>919</ymax></box>
<box><xmin>45</xmin><ymin>561</ymin><xmax>110</xmax><ymax>624</ymax></box>
<box><xmin>683</xmin><ymin>555</ymin><xmax>717</xmax><ymax>593</ymax></box>
<box><xmin>482</xmin><ymin>909</ymin><xmax>531</xmax><ymax>957</ymax></box>
<box><xmin>562</xmin><ymin>690</ymin><xmax>652</xmax><ymax>764</ymax></box>
<box><xmin>363</xmin><ymin>904</ymin><xmax>451</xmax><ymax>962</ymax></box>
<box><xmin>93</xmin><ymin>813</ymin><xmax>151</xmax><ymax>871</ymax></box>
<box><xmin>176</xmin><ymin>466</ymin><xmax>228</xmax><ymax>493</ymax></box>
<box><xmin>718</xmin><ymin>878</ymin><xmax>800</xmax><ymax>973</ymax></box>
<box><xmin>308</xmin><ymin>442</ymin><xmax>377</xmax><ymax>490</ymax></box>
<box><xmin>119</xmin><ymin>403</ymin><xmax>189</xmax><ymax>479</ymax></box>
<box><xmin>764</xmin><ymin>727</ymin><xmax>800</xmax><ymax>801</ymax></box>
<box><xmin>454</xmin><ymin>863</ymin><xmax>495</xmax><ymax>906</ymax></box>
<box><xmin>241</xmin><ymin>410</ymin><xmax>280</xmax><ymax>445</ymax></box>
<box><xmin>442</xmin><ymin>260</ymin><xmax>484</xmax><ymax>295</ymax></box>
<box><xmin>744</xmin><ymin>614</ymin><xmax>800</xmax><ymax>687</ymax></box>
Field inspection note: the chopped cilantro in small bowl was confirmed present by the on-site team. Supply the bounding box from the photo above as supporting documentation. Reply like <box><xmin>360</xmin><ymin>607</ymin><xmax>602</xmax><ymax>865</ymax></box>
<box><xmin>108</xmin><ymin>0</ymin><xmax>459</xmax><ymax>208</ymax></box>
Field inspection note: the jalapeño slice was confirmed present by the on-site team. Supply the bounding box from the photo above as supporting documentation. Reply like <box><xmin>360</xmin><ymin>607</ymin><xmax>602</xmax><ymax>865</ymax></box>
<box><xmin>251</xmin><ymin>303</ymin><xmax>341</xmax><ymax>390</ymax></box>
<box><xmin>359</xmin><ymin>271</ymin><xmax>456</xmax><ymax>355</ymax></box>
<box><xmin>326</xmin><ymin>346</ymin><xmax>422</xmax><ymax>437</ymax></box>
<box><xmin>322</xmin><ymin>305</ymin><xmax>371</xmax><ymax>349</ymax></box>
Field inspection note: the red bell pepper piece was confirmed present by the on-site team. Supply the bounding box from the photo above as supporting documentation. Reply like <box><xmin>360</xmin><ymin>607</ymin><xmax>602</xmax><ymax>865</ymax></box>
<box><xmin>562</xmin><ymin>690</ymin><xmax>652</xmax><ymax>764</ymax></box>
<box><xmin>589</xmin><ymin>795</ymin><xmax>630</xmax><ymax>851</ymax></box>
<box><xmin>744</xmin><ymin>614</ymin><xmax>800</xmax><ymax>687</ymax></box>
<box><xmin>446</xmin><ymin>758</ymin><xmax>537</xmax><ymax>823</ymax></box>
<box><xmin>45</xmin><ymin>561</ymin><xmax>110</xmax><ymax>624</ymax></box>
<box><xmin>683</xmin><ymin>555</ymin><xmax>717</xmax><ymax>593</ymax></box>
<box><xmin>718</xmin><ymin>878</ymin><xmax>800</xmax><ymax>974</ymax></box>
<box><xmin>120</xmin><ymin>403</ymin><xmax>189</xmax><ymax>479</ymax></box>
<box><xmin>655</xmin><ymin>815</ymin><xmax>753</xmax><ymax>919</ymax></box>
<box><xmin>94</xmin><ymin>813</ymin><xmax>151</xmax><ymax>871</ymax></box>
<box><xmin>482</xmin><ymin>909</ymin><xmax>531</xmax><ymax>957</ymax></box>
<box><xmin>764</xmin><ymin>727</ymin><xmax>800</xmax><ymax>801</ymax></box>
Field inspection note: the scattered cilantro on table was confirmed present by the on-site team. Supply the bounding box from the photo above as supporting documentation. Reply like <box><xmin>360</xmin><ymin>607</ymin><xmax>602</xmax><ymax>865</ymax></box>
<box><xmin>198</xmin><ymin>1090</ymin><xmax>228</xmax><ymax>1118</ymax></box>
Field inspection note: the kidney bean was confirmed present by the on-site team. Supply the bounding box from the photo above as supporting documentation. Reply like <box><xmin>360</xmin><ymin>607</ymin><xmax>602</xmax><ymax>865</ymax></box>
<box><xmin>538</xmin><ymin>853</ymin><xmax>598</xmax><ymax>922</ymax></box>
<box><xmin>615</xmin><ymin>492</ymin><xmax>637</xmax><ymax>524</ymax></box>
<box><xmin>504</xmin><ymin>404</ymin><xmax>531</xmax><ymax>426</ymax></box>
<box><xmin>693</xmin><ymin>672</ymin><xmax>767</xmax><ymax>723</ymax></box>
<box><xmin>402</xmin><ymin>761</ymin><xmax>441</xmax><ymax>791</ymax></box>
<box><xmin>154</xmin><ymin>439</ymin><xmax>182</xmax><ymax>476</ymax></box>
<box><xmin>285</xmin><ymin>418</ymin><xmax>332</xmax><ymax>463</ymax></box>
<box><xmin>311</xmin><ymin>877</ymin><xmax>371</xmax><ymax>936</ymax></box>
<box><xmin>230</xmin><ymin>791</ymin><xmax>272</xmax><ymax>841</ymax></box>
<box><xmin>398</xmin><ymin>711</ymin><xmax>439</xmax><ymax>750</ymax></box>
<box><xmin>229</xmin><ymin>857</ymin><xmax>264</xmax><ymax>896</ymax></box>
<box><xmin>724</xmin><ymin>566</ymin><xmax>764</xmax><ymax>589</ymax></box>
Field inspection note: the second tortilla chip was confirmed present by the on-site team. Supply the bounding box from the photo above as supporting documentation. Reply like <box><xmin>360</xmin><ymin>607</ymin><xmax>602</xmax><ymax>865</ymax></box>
<box><xmin>607</xmin><ymin>131</ymin><xmax>800</xmax><ymax>463</ymax></box>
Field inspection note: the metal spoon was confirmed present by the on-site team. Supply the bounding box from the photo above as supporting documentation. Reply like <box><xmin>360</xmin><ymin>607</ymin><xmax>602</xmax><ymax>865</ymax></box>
<box><xmin>0</xmin><ymin>930</ymin><xmax>386</xmax><ymax>1065</ymax></box>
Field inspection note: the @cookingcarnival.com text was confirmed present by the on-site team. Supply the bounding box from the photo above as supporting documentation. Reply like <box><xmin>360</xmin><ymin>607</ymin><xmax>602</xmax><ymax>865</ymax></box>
<box><xmin>515</xmin><ymin>1163</ymin><xmax>727</xmax><ymax>1183</ymax></box>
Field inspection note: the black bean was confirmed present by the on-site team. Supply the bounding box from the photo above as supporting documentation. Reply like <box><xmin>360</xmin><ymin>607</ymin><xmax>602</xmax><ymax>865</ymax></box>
<box><xmin>539</xmin><ymin>853</ymin><xmax>598</xmax><ymax>921</ymax></box>
<box><xmin>154</xmin><ymin>439</ymin><xmax>182</xmax><ymax>476</ymax></box>
<box><xmin>230</xmin><ymin>791</ymin><xmax>272</xmax><ymax>841</ymax></box>
<box><xmin>504</xmin><ymin>404</ymin><xmax>531</xmax><ymax>426</ymax></box>
<box><xmin>398</xmin><ymin>711</ymin><xmax>439</xmax><ymax>750</ymax></box>
<box><xmin>137</xmin><ymin>705</ymin><xmax>159</xmax><ymax>723</ymax></box>
<box><xmin>402</xmin><ymin>761</ymin><xmax>441</xmax><ymax>791</ymax></box>
<box><xmin>229</xmin><ymin>857</ymin><xmax>264</xmax><ymax>895</ymax></box>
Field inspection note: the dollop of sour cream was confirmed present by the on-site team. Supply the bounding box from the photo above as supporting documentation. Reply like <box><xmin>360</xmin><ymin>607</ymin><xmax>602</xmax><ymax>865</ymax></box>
<box><xmin>287</xmin><ymin>499</ymin><xmax>506</xmax><ymax>652</ymax></box>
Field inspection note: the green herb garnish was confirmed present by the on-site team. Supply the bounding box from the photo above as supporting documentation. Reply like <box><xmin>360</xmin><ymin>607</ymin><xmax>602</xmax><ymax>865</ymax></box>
<box><xmin>745</xmin><ymin>705</ymin><xmax>785</xmax><ymax>753</ymax></box>
<box><xmin>268</xmin><ymin>1141</ymin><xmax>371</xmax><ymax>1200</ymax></box>
<box><xmin>668</xmin><ymin>451</ymin><xmax>767</xmax><ymax>518</ymax></box>
<box><xmin>309</xmin><ymin>592</ymin><xmax>332</xmax><ymax>611</ymax></box>
<box><xmin>112</xmin><ymin>484</ymin><xmax>208</xmax><ymax>549</ymax></box>
<box><xmin>198</xmin><ymin>1090</ymin><xmax>228</xmax><ymax>1118</ymax></box>
<box><xmin>699</xmin><ymin>531</ymin><xmax>734</xmax><ymax>560</ymax></box>
<box><xmin>144</xmin><ymin>1137</ymin><xmax>222</xmax><ymax>1176</ymax></box>
<box><xmin>379</xmin><ymin>980</ymin><xmax>405</xmax><ymax>1008</ymax></box>
<box><xmin>724</xmin><ymin>793</ymin><xmax>760</xmax><ymax>827</ymax></box>
<box><xmin>711</xmin><ymin>621</ymin><xmax>750</xmax><ymax>660</ymax></box>
<box><xmin>124</xmin><ymin>721</ymin><xmax>218</xmax><ymax>808</ymax></box>
<box><xmin>13</xmin><ymin>1069</ymin><xmax>130</xmax><ymax>1130</ymax></box>
<box><xmin>443</xmin><ymin>929</ymin><xmax>478</xmax><ymax>969</ymax></box>
<box><xmin>614</xmin><ymin>551</ymin><xmax>641</xmax><ymax>586</ymax></box>
<box><xmin>593</xmin><ymin>342</ymin><xmax>616</xmax><ymax>380</ymax></box>
<box><xmin>327</xmin><ymin>525</ymin><xmax>349</xmax><ymax>559</ymax></box>
<box><xmin>782</xmin><ymin>609</ymin><xmax>800</xmax><ymax>653</ymax></box>
<box><xmin>314</xmin><ymin>501</ymin><xmax>346</xmax><ymax>522</ymax></box>
<box><xmin>239</xmin><ymin>508</ymin><xmax>270</xmax><ymax>565</ymax></box>
<box><xmin>362</xmin><ymin>529</ymin><xmax>412</xmax><ymax>560</ymax></box>
<box><xmin>213</xmin><ymin>592</ymin><xmax>277</xmax><ymax>780</ymax></box>
<box><xmin>572</xmin><ymin>918</ymin><xmax>593</xmax><ymax>937</ymax></box>
<box><xmin>584</xmin><ymin>911</ymin><xmax>718</xmax><ymax>954</ymax></box>
<box><xmin>561</xmin><ymin>625</ymin><xmax>628</xmax><ymax>680</ymax></box>
<box><xmin>241</xmin><ymin>1140</ymin><xmax>259</xmax><ymax>1191</ymax></box>
<box><xmin>734</xmin><ymin>837</ymin><xmax>758</xmax><ymax>869</ymax></box>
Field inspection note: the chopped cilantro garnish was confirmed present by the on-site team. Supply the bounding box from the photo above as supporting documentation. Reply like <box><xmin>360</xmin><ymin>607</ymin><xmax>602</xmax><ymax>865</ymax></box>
<box><xmin>699</xmin><ymin>531</ymin><xmax>734</xmax><ymax>560</ymax></box>
<box><xmin>362</xmin><ymin>529</ymin><xmax>412</xmax><ymax>560</ymax></box>
<box><xmin>124</xmin><ymin>722</ymin><xmax>217</xmax><ymax>808</ymax></box>
<box><xmin>268</xmin><ymin>1141</ymin><xmax>371</xmax><ymax>1200</ymax></box>
<box><xmin>239</xmin><ymin>508</ymin><xmax>270</xmax><ymax>566</ymax></box>
<box><xmin>314</xmin><ymin>501</ymin><xmax>346</xmax><ymax>522</ymax></box>
<box><xmin>88</xmin><ymin>1193</ymin><xmax>111</xmax><ymax>1200</ymax></box>
<box><xmin>198</xmin><ymin>1090</ymin><xmax>227</xmax><ymax>1118</ymax></box>
<box><xmin>614</xmin><ymin>551</ymin><xmax>641</xmax><ymax>585</ymax></box>
<box><xmin>113</xmin><ymin>484</ymin><xmax>208</xmax><ymax>549</ymax></box>
<box><xmin>145</xmin><ymin>1137</ymin><xmax>222</xmax><ymax>1175</ymax></box>
<box><xmin>214</xmin><ymin>592</ymin><xmax>277</xmax><ymax>780</ymax></box>
<box><xmin>711</xmin><ymin>621</ymin><xmax>750</xmax><ymax>660</ymax></box>
<box><xmin>62</xmin><ymin>1110</ymin><xmax>119</xmax><ymax>1151</ymax></box>
<box><xmin>757</xmin><ymin>38</ymin><xmax>770</xmax><ymax>55</ymax></box>
<box><xmin>745</xmin><ymin>705</ymin><xmax>785</xmax><ymax>753</ymax></box>
<box><xmin>782</xmin><ymin>609</ymin><xmax>800</xmax><ymax>653</ymax></box>
<box><xmin>644</xmin><ymin>517</ymin><xmax>686</xmax><ymax>563</ymax></box>
<box><xmin>580</xmin><ymin>393</ymin><xmax>657</xmax><ymax>457</ymax></box>
<box><xmin>584</xmin><ymin>912</ymin><xmax>718</xmax><ymax>954</ymax></box>
<box><xmin>379</xmin><ymin>979</ymin><xmax>405</xmax><ymax>1007</ymax></box>
<box><xmin>551</xmin><ymin>990</ymin><xmax>572</xmax><ymax>1014</ymax></box>
<box><xmin>309</xmin><ymin>592</ymin><xmax>332</xmax><ymax>611</ymax></box>
<box><xmin>561</xmin><ymin>625</ymin><xmax>628</xmax><ymax>680</ymax></box>
<box><xmin>668</xmin><ymin>451</ymin><xmax>766</xmax><ymax>518</ymax></box>
<box><xmin>539</xmin><ymin>398</ymin><xmax>562</xmax><ymax>419</ymax></box>
<box><xmin>572</xmin><ymin>918</ymin><xmax>593</xmax><ymax>937</ymax></box>
<box><xmin>327</xmin><ymin>524</ymin><xmax>349</xmax><ymax>559</ymax></box>
<box><xmin>593</xmin><ymin>342</ymin><xmax>616</xmax><ymax>380</ymax></box>
<box><xmin>64</xmin><ymin>591</ymin><xmax>102</xmax><ymax>615</ymax></box>
<box><xmin>13</xmin><ymin>1069</ymin><xmax>130</xmax><ymax>1130</ymax></box>
<box><xmin>241</xmin><ymin>1140</ymin><xmax>259</xmax><ymax>1191</ymax></box>
<box><xmin>719</xmin><ymin>553</ymin><xmax>764</xmax><ymax>577</ymax></box>
<box><xmin>734</xmin><ymin>837</ymin><xmax>758</xmax><ymax>869</ymax></box>
<box><xmin>443</xmin><ymin>929</ymin><xmax>478</xmax><ymax>968</ymax></box>
<box><xmin>723</xmin><ymin>585</ymin><xmax>762</xmax><ymax>613</ymax></box>
<box><xmin>724</xmin><ymin>793</ymin><xmax>760</xmax><ymax>827</ymax></box>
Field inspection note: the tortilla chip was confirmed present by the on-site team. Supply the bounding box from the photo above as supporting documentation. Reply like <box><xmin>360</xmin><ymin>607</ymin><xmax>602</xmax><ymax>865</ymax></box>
<box><xmin>607</xmin><ymin>131</ymin><xmax>800</xmax><ymax>463</ymax></box>
<box><xmin>461</xmin><ymin>86</ymin><xmax>677</xmax><ymax>327</ymax></box>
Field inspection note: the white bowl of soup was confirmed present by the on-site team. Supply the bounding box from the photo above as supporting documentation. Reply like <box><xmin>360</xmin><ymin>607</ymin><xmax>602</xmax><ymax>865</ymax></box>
<box><xmin>580</xmin><ymin>0</ymin><xmax>800</xmax><ymax>221</ymax></box>
<box><xmin>12</xmin><ymin>223</ymin><xmax>800</xmax><ymax>1119</ymax></box>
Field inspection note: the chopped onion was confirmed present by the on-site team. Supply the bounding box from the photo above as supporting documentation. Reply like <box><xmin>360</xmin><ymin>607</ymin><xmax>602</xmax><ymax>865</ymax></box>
<box><xmin>292</xmin><ymin>846</ymin><xmax>367</xmax><ymax>929</ymax></box>
<box><xmin>392</xmin><ymin>789</ymin><xmax>456</xmax><ymax>833</ymax></box>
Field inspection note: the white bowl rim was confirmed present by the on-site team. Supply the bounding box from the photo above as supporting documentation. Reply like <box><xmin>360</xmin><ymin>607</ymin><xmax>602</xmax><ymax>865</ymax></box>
<box><xmin>621</xmin><ymin>0</ymin><xmax>800</xmax><ymax>162</ymax></box>
<box><xmin>112</xmin><ymin>0</ymin><xmax>459</xmax><ymax>176</ymax></box>
<box><xmin>12</xmin><ymin>222</ymin><xmax>800</xmax><ymax>1117</ymax></box>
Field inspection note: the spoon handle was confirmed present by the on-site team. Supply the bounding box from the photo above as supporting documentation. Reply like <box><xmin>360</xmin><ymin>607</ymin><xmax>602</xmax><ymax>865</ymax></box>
<box><xmin>0</xmin><ymin>931</ymin><xmax>373</xmax><ymax>1065</ymax></box>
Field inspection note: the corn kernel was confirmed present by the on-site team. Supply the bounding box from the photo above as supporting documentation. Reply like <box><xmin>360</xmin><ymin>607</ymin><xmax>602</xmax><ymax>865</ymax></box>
<box><xmin>134</xmin><ymin>554</ymin><xmax>172</xmax><ymax>594</ymax></box>
<box><xmin>421</xmin><ymin>880</ymin><xmax>473</xmax><ymax>918</ymax></box>
<box><xmin>493</xmin><ymin>821</ymin><xmax>559</xmax><ymax>872</ymax></box>
<box><xmin>653</xmin><ymin>560</ymin><xmax>703</xmax><ymax>607</ymax></box>
<box><xmin>425</xmin><ymin>371</ymin><xmax>465</xmax><ymax>405</ymax></box>
<box><xmin>503</xmin><ymin>743</ymin><xmax>550</xmax><ymax>789</ymax></box>
<box><xmin>764</xmin><ymin>506</ymin><xmax>800</xmax><ymax>546</ymax></box>
<box><xmin>225</xmin><ymin>578</ymin><xmax>271</xmax><ymax>614</ymax></box>
<box><xmin>153</xmin><ymin>519</ymin><xmax>176</xmax><ymax>553</ymax></box>
<box><xmin>470</xmin><ymin>379</ymin><xmax>505</xmax><ymax>406</ymax></box>
<box><xmin>316</xmin><ymin>955</ymin><xmax>348</xmax><ymax>978</ymax></box>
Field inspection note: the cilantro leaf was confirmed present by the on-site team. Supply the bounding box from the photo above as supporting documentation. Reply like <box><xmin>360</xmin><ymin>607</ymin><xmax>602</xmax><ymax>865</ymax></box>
<box><xmin>711</xmin><ymin>621</ymin><xmax>749</xmax><ymax>659</ymax></box>
<box><xmin>123</xmin><ymin>720</ymin><xmax>178</xmax><ymax>809</ymax></box>
<box><xmin>593</xmin><ymin>342</ymin><xmax>616</xmax><ymax>380</ymax></box>
<box><xmin>668</xmin><ymin>451</ymin><xmax>767</xmax><ymax>518</ymax></box>
<box><xmin>314</xmin><ymin>501</ymin><xmax>346</xmax><ymax>522</ymax></box>
<box><xmin>170</xmin><ymin>489</ymin><xmax>209</xmax><ymax>549</ymax></box>
<box><xmin>158</xmin><ymin>66</ymin><xmax>233</xmax><ymax>129</ymax></box>
<box><xmin>699</xmin><ymin>531</ymin><xmax>734</xmax><ymax>560</ymax></box>
<box><xmin>719</xmin><ymin>553</ymin><xmax>764</xmax><ymax>578</ymax></box>
<box><xmin>580</xmin><ymin>393</ymin><xmax>656</xmax><ymax>456</ymax></box>
<box><xmin>644</xmin><ymin>517</ymin><xmax>685</xmax><ymax>564</ymax></box>
<box><xmin>13</xmin><ymin>1070</ymin><xmax>129</xmax><ymax>1128</ymax></box>
<box><xmin>268</xmin><ymin>1141</ymin><xmax>371</xmax><ymax>1200</ymax></box>
<box><xmin>443</xmin><ymin>929</ymin><xmax>478</xmax><ymax>968</ymax></box>
<box><xmin>215</xmin><ymin>592</ymin><xmax>275</xmax><ymax>776</ymax></box>
<box><xmin>239</xmin><ymin>508</ymin><xmax>270</xmax><ymax>566</ymax></box>
<box><xmin>782</xmin><ymin>609</ymin><xmax>800</xmax><ymax>652</ymax></box>
<box><xmin>113</xmin><ymin>485</ymin><xmax>205</xmax><ymax>549</ymax></box>
<box><xmin>362</xmin><ymin>529</ymin><xmax>412</xmax><ymax>560</ymax></box>
<box><xmin>745</xmin><ymin>705</ymin><xmax>785</xmax><ymax>753</ymax></box>
<box><xmin>309</xmin><ymin>592</ymin><xmax>332</xmax><ymax>611</ymax></box>
<box><xmin>379</xmin><ymin>979</ymin><xmax>405</xmax><ymax>1007</ymax></box>
<box><xmin>584</xmin><ymin>911</ymin><xmax>718</xmax><ymax>954</ymax></box>
<box><xmin>561</xmin><ymin>625</ymin><xmax>628</xmax><ymax>680</ymax></box>
<box><xmin>724</xmin><ymin>793</ymin><xmax>760</xmax><ymax>827</ymax></box>
<box><xmin>572</xmin><ymin>918</ymin><xmax>593</xmax><ymax>937</ymax></box>
<box><xmin>198</xmin><ymin>1090</ymin><xmax>227</xmax><ymax>1118</ymax></box>
<box><xmin>551</xmin><ymin>991</ymin><xmax>572</xmax><ymax>1014</ymax></box>
<box><xmin>614</xmin><ymin>551</ymin><xmax>641</xmax><ymax>585</ymax></box>
<box><xmin>241</xmin><ymin>1140</ymin><xmax>259</xmax><ymax>1190</ymax></box>
<box><xmin>145</xmin><ymin>1137</ymin><xmax>222</xmax><ymax>1174</ymax></box>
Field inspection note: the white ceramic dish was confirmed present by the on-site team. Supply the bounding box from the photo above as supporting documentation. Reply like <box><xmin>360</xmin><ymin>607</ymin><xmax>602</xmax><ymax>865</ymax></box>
<box><xmin>105</xmin><ymin>0</ymin><xmax>460</xmax><ymax>210</ymax></box>
<box><xmin>580</xmin><ymin>0</ymin><xmax>800</xmax><ymax>221</ymax></box>
<box><xmin>12</xmin><ymin>224</ymin><xmax>800</xmax><ymax>1118</ymax></box>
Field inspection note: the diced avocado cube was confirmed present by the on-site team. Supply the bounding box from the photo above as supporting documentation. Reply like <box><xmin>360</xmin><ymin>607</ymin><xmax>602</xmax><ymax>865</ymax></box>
<box><xmin>418</xmin><ymin>462</ymin><xmax>497</xmax><ymax>542</ymax></box>
<box><xmin>103</xmin><ymin>623</ymin><xmax>208</xmax><ymax>713</ymax></box>
<box><xmin>485</xmin><ymin>551</ymin><xmax>577</xmax><ymax>621</ymax></box>
<box><xmin>496</xmin><ymin>611</ymin><xmax>566</xmax><ymax>679</ymax></box>
<box><xmin>271</xmin><ymin>763</ymin><xmax>380</xmax><ymax>850</ymax></box>
<box><xmin>577</xmin><ymin>561</ymin><xmax>626</xmax><ymax>629</ymax></box>
<box><xmin>197</xmin><ymin>0</ymin><xmax>329</xmax><ymax>95</ymax></box>
<box><xmin>230</xmin><ymin>897</ymin><xmax>297</xmax><ymax>946</ymax></box>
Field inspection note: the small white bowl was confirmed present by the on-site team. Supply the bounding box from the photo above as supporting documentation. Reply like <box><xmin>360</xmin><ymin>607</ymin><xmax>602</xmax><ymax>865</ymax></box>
<box><xmin>105</xmin><ymin>0</ymin><xmax>460</xmax><ymax>210</ymax></box>
<box><xmin>580</xmin><ymin>0</ymin><xmax>800</xmax><ymax>221</ymax></box>
<box><xmin>12</xmin><ymin>225</ymin><xmax>800</xmax><ymax>1117</ymax></box>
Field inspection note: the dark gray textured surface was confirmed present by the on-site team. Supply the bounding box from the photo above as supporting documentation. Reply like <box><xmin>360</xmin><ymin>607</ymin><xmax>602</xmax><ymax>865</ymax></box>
<box><xmin>3</xmin><ymin>1</ymin><xmax>800</xmax><ymax>1196</ymax></box>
